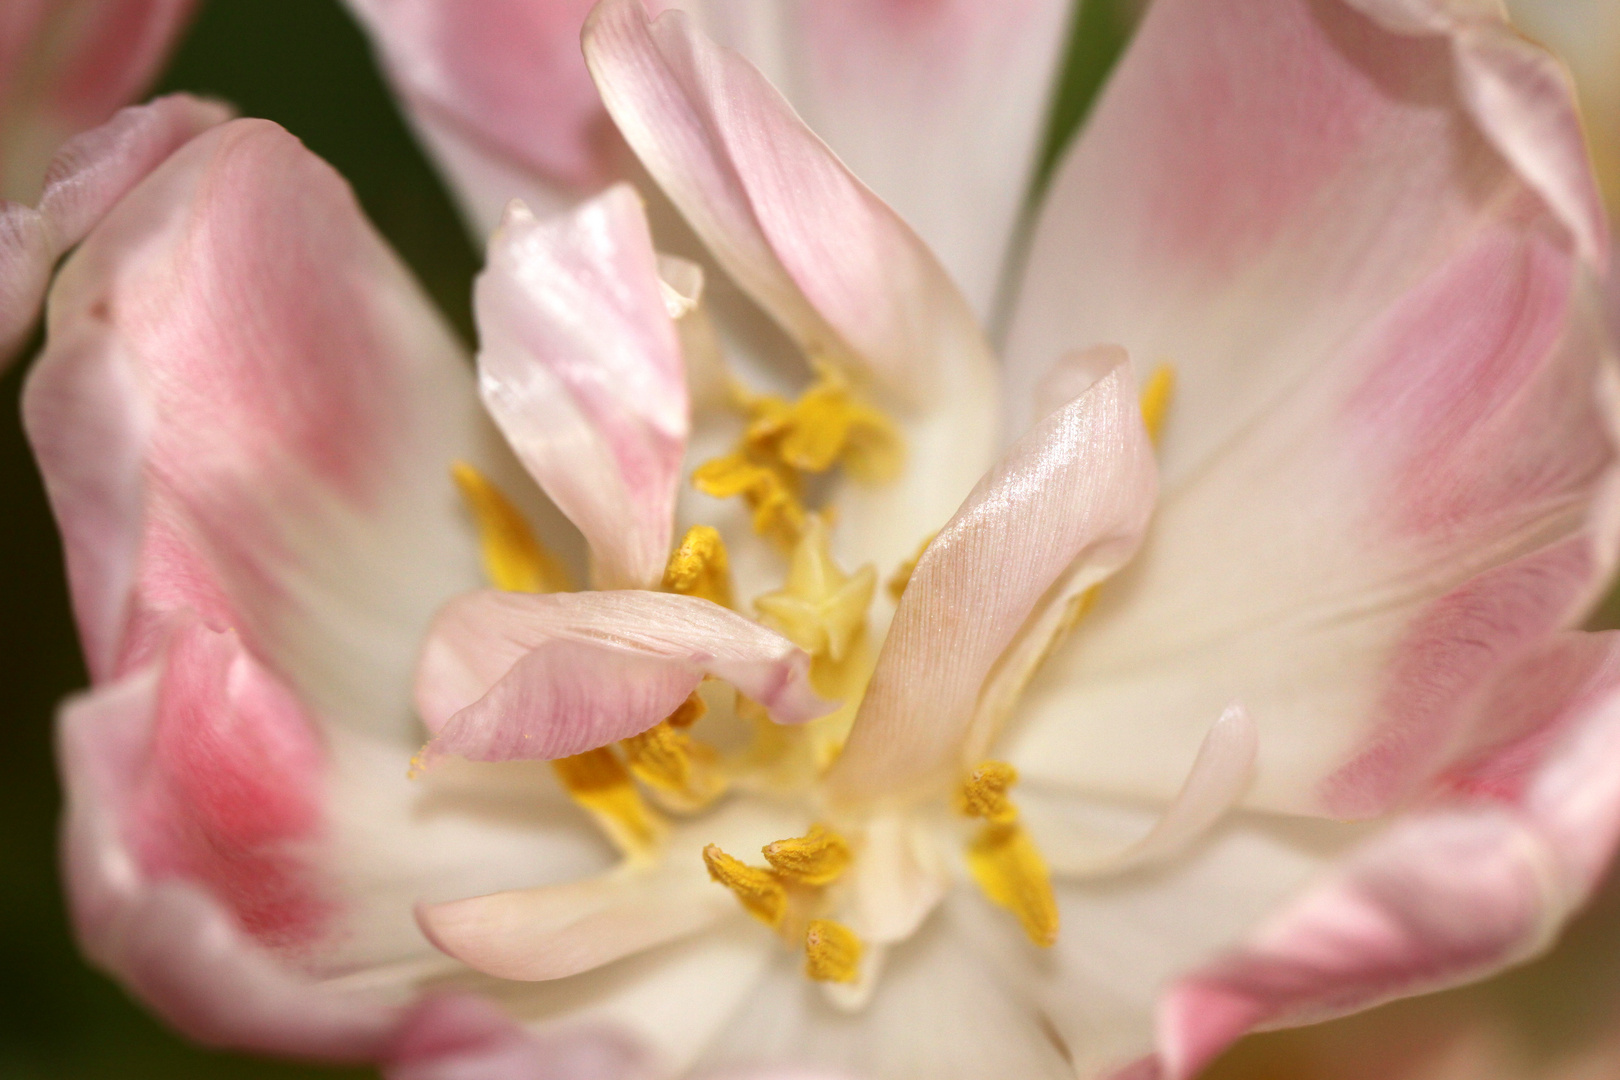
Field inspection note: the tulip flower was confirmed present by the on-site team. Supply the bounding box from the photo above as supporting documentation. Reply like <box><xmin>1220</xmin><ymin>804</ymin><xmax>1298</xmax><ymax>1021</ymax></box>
<box><xmin>0</xmin><ymin>1</ymin><xmax>206</xmax><ymax>360</ymax></box>
<box><xmin>23</xmin><ymin>0</ymin><xmax>1620</xmax><ymax>1079</ymax></box>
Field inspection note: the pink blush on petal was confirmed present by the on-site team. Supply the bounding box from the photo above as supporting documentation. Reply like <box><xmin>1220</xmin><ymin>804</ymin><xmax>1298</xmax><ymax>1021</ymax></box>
<box><xmin>132</xmin><ymin>624</ymin><xmax>331</xmax><ymax>950</ymax></box>
<box><xmin>1321</xmin><ymin>536</ymin><xmax>1595</xmax><ymax>818</ymax></box>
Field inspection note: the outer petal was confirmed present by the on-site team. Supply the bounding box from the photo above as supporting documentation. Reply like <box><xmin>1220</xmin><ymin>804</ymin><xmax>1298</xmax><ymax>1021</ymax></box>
<box><xmin>477</xmin><ymin>186</ymin><xmax>686</xmax><ymax>590</ymax></box>
<box><xmin>416</xmin><ymin>589</ymin><xmax>828</xmax><ymax>764</ymax></box>
<box><xmin>340</xmin><ymin>0</ymin><xmax>616</xmax><ymax>236</ymax></box>
<box><xmin>0</xmin><ymin>93</ymin><xmax>228</xmax><ymax>361</ymax></box>
<box><xmin>1002</xmin><ymin>0</ymin><xmax>1620</xmax><ymax>815</ymax></box>
<box><xmin>0</xmin><ymin>0</ymin><xmax>196</xmax><ymax>203</ymax></box>
<box><xmin>584</xmin><ymin>0</ymin><xmax>1000</xmax><ymax>572</ymax></box>
<box><xmin>1155</xmin><ymin>632</ymin><xmax>1620</xmax><ymax>1080</ymax></box>
<box><xmin>24</xmin><ymin>116</ymin><xmax>494</xmax><ymax>738</ymax></box>
<box><xmin>828</xmin><ymin>360</ymin><xmax>1157</xmax><ymax>804</ymax></box>
<box><xmin>29</xmin><ymin>117</ymin><xmax>619</xmax><ymax>1057</ymax></box>
<box><xmin>60</xmin><ymin>622</ymin><xmax>631</xmax><ymax>1073</ymax></box>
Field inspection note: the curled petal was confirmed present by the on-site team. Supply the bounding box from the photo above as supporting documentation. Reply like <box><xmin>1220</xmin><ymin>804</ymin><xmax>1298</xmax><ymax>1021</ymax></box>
<box><xmin>827</xmin><ymin>359</ymin><xmax>1157</xmax><ymax>803</ymax></box>
<box><xmin>0</xmin><ymin>92</ymin><xmax>228</xmax><ymax>362</ymax></box>
<box><xmin>416</xmin><ymin>589</ymin><xmax>830</xmax><ymax>764</ymax></box>
<box><xmin>418</xmin><ymin>802</ymin><xmax>791</xmax><ymax>982</ymax></box>
<box><xmin>477</xmin><ymin>187</ymin><xmax>687</xmax><ymax>590</ymax></box>
<box><xmin>1029</xmin><ymin>704</ymin><xmax>1258</xmax><ymax>878</ymax></box>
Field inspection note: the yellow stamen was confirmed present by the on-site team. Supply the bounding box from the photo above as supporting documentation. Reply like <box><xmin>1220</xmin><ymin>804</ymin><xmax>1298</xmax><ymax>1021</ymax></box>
<box><xmin>664</xmin><ymin>690</ymin><xmax>707</xmax><ymax>729</ymax></box>
<box><xmin>452</xmin><ymin>461</ymin><xmax>571</xmax><ymax>593</ymax></box>
<box><xmin>702</xmin><ymin>844</ymin><xmax>786</xmax><ymax>927</ymax></box>
<box><xmin>804</xmin><ymin>919</ymin><xmax>863</xmax><ymax>983</ymax></box>
<box><xmin>762</xmin><ymin>824</ymin><xmax>853</xmax><ymax>885</ymax></box>
<box><xmin>695</xmin><ymin>365</ymin><xmax>902</xmax><ymax>548</ymax></box>
<box><xmin>620</xmin><ymin>720</ymin><xmax>725</xmax><ymax>811</ymax></box>
<box><xmin>692</xmin><ymin>451</ymin><xmax>807</xmax><ymax>548</ymax></box>
<box><xmin>1139</xmin><ymin>363</ymin><xmax>1175</xmax><ymax>447</ymax></box>
<box><xmin>662</xmin><ymin>525</ymin><xmax>734</xmax><ymax>608</ymax></box>
<box><xmin>751</xmin><ymin>363</ymin><xmax>901</xmax><ymax>482</ymax></box>
<box><xmin>885</xmin><ymin>531</ymin><xmax>936</xmax><ymax>603</ymax></box>
<box><xmin>966</xmin><ymin>822</ymin><xmax>1059</xmax><ymax>947</ymax></box>
<box><xmin>958</xmin><ymin>760</ymin><xmax>1021</xmax><ymax>825</ymax></box>
<box><xmin>754</xmin><ymin>517</ymin><xmax>876</xmax><ymax>663</ymax></box>
<box><xmin>551</xmin><ymin>749</ymin><xmax>664</xmax><ymax>859</ymax></box>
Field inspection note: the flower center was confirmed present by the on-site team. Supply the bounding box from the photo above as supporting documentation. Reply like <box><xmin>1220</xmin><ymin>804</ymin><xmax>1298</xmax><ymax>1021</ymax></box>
<box><xmin>444</xmin><ymin>359</ymin><xmax>1174</xmax><ymax>1001</ymax></box>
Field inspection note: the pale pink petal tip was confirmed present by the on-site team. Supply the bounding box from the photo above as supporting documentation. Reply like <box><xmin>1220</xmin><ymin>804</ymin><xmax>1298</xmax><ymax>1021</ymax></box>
<box><xmin>0</xmin><ymin>93</ymin><xmax>231</xmax><ymax>362</ymax></box>
<box><xmin>476</xmin><ymin>185</ymin><xmax>687</xmax><ymax>590</ymax></box>
<box><xmin>414</xmin><ymin>590</ymin><xmax>831</xmax><ymax>767</ymax></box>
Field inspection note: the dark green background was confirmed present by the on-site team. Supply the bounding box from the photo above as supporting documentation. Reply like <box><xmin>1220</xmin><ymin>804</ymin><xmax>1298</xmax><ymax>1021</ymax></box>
<box><xmin>0</xmin><ymin>1</ymin><xmax>1613</xmax><ymax>1077</ymax></box>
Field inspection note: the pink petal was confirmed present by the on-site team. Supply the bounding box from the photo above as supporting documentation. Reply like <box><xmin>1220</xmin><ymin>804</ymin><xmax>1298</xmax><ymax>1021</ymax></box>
<box><xmin>23</xmin><ymin>116</ymin><xmax>499</xmax><ymax>742</ymax></box>
<box><xmin>0</xmin><ymin>0</ymin><xmax>197</xmax><ymax>203</ymax></box>
<box><xmin>0</xmin><ymin>92</ymin><xmax>228</xmax><ymax>361</ymax></box>
<box><xmin>477</xmin><ymin>187</ymin><xmax>686</xmax><ymax>589</ymax></box>
<box><xmin>1001</xmin><ymin>0</ymin><xmax>1620</xmax><ymax>816</ymax></box>
<box><xmin>679</xmin><ymin>0</ymin><xmax>1072</xmax><ymax>319</ymax></box>
<box><xmin>1155</xmin><ymin>631</ymin><xmax>1620</xmax><ymax>1080</ymax></box>
<box><xmin>60</xmin><ymin>618</ymin><xmax>390</xmax><ymax>1058</ymax></box>
<box><xmin>415</xmin><ymin>589</ymin><xmax>830</xmax><ymax>764</ymax></box>
<box><xmin>585</xmin><ymin>0</ymin><xmax>1004</xmax><ymax>572</ymax></box>
<box><xmin>341</xmin><ymin>0</ymin><xmax>616</xmax><ymax>235</ymax></box>
<box><xmin>826</xmin><ymin>359</ymin><xmax>1157</xmax><ymax>803</ymax></box>
<box><xmin>581</xmin><ymin>0</ymin><xmax>994</xmax><ymax>400</ymax></box>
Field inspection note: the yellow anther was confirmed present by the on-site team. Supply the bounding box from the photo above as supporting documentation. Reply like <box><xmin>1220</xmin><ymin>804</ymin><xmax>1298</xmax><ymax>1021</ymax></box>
<box><xmin>804</xmin><ymin>919</ymin><xmax>863</xmax><ymax>984</ymax></box>
<box><xmin>885</xmin><ymin>532</ymin><xmax>936</xmax><ymax>603</ymax></box>
<box><xmin>692</xmin><ymin>451</ymin><xmax>807</xmax><ymax>549</ymax></box>
<box><xmin>754</xmin><ymin>517</ymin><xmax>876</xmax><ymax>662</ymax></box>
<box><xmin>452</xmin><ymin>462</ymin><xmax>571</xmax><ymax>593</ymax></box>
<box><xmin>1139</xmin><ymin>363</ymin><xmax>1175</xmax><ymax>447</ymax></box>
<box><xmin>966</xmin><ymin>822</ymin><xmax>1059</xmax><ymax>947</ymax></box>
<box><xmin>665</xmin><ymin>691</ymin><xmax>707</xmax><ymax>729</ymax></box>
<box><xmin>762</xmin><ymin>824</ymin><xmax>853</xmax><ymax>886</ymax></box>
<box><xmin>696</xmin><ymin>365</ymin><xmax>902</xmax><ymax>548</ymax></box>
<box><xmin>620</xmin><ymin>720</ymin><xmax>725</xmax><ymax>811</ymax></box>
<box><xmin>747</xmin><ymin>364</ymin><xmax>902</xmax><ymax>482</ymax></box>
<box><xmin>958</xmin><ymin>760</ymin><xmax>1021</xmax><ymax>825</ymax></box>
<box><xmin>551</xmin><ymin>749</ymin><xmax>664</xmax><ymax>859</ymax></box>
<box><xmin>702</xmin><ymin>844</ymin><xmax>787</xmax><ymax>927</ymax></box>
<box><xmin>663</xmin><ymin>525</ymin><xmax>734</xmax><ymax>608</ymax></box>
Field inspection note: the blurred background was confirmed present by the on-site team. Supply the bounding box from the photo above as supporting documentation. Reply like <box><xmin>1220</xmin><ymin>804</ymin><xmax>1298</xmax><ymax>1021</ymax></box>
<box><xmin>1</xmin><ymin>1</ymin><xmax>1616</xmax><ymax>1078</ymax></box>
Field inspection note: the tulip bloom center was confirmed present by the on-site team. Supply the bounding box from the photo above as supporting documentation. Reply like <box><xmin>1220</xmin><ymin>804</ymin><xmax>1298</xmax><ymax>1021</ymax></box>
<box><xmin>439</xmin><ymin>361</ymin><xmax>1176</xmax><ymax>1007</ymax></box>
